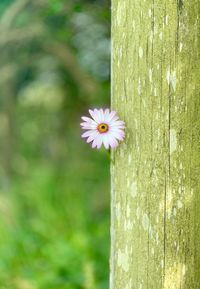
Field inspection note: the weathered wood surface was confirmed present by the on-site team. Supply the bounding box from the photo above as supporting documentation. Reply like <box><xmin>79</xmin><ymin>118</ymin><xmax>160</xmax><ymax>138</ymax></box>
<box><xmin>111</xmin><ymin>0</ymin><xmax>200</xmax><ymax>288</ymax></box>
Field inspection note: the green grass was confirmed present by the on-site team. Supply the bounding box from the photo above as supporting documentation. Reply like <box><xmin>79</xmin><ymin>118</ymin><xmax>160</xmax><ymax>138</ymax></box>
<box><xmin>0</xmin><ymin>114</ymin><xmax>110</xmax><ymax>289</ymax></box>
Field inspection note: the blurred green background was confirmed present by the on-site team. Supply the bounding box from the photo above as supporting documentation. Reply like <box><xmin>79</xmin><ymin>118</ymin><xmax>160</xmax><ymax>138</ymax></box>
<box><xmin>0</xmin><ymin>0</ymin><xmax>110</xmax><ymax>288</ymax></box>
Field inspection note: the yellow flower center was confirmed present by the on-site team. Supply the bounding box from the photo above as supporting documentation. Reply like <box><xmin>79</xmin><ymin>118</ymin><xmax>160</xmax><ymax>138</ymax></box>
<box><xmin>98</xmin><ymin>123</ymin><xmax>109</xmax><ymax>133</ymax></box>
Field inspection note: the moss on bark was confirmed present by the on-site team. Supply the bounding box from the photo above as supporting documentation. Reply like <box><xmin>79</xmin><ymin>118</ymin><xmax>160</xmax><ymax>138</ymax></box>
<box><xmin>111</xmin><ymin>0</ymin><xmax>200</xmax><ymax>288</ymax></box>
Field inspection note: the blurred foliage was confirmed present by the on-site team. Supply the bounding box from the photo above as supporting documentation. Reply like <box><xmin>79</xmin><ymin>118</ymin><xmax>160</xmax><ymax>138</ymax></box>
<box><xmin>0</xmin><ymin>0</ymin><xmax>110</xmax><ymax>288</ymax></box>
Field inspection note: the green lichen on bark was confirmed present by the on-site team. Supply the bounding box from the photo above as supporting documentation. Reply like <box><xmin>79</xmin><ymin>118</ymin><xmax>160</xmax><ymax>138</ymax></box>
<box><xmin>111</xmin><ymin>0</ymin><xmax>200</xmax><ymax>288</ymax></box>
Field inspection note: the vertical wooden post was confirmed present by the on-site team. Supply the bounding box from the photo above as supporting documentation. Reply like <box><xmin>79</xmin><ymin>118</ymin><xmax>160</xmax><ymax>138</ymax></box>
<box><xmin>111</xmin><ymin>0</ymin><xmax>200</xmax><ymax>288</ymax></box>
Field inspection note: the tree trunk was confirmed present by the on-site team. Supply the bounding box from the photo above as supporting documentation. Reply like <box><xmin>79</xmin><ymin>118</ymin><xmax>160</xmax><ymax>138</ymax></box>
<box><xmin>111</xmin><ymin>1</ymin><xmax>200</xmax><ymax>289</ymax></box>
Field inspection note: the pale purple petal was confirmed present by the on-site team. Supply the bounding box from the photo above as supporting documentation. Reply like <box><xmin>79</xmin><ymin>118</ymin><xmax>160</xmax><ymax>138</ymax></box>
<box><xmin>110</xmin><ymin>125</ymin><xmax>125</xmax><ymax>130</ymax></box>
<box><xmin>81</xmin><ymin>116</ymin><xmax>97</xmax><ymax>128</ymax></box>
<box><xmin>94</xmin><ymin>108</ymin><xmax>104</xmax><ymax>123</ymax></box>
<box><xmin>80</xmin><ymin>121</ymin><xmax>95</xmax><ymax>127</ymax></box>
<box><xmin>87</xmin><ymin>131</ymin><xmax>99</xmax><ymax>143</ymax></box>
<box><xmin>81</xmin><ymin>130</ymin><xmax>94</xmax><ymax>138</ymax></box>
<box><xmin>81</xmin><ymin>125</ymin><xmax>97</xmax><ymax>130</ymax></box>
<box><xmin>104</xmin><ymin>108</ymin><xmax>110</xmax><ymax>120</ymax></box>
<box><xmin>105</xmin><ymin>111</ymin><xmax>118</xmax><ymax>123</ymax></box>
<box><xmin>91</xmin><ymin>138</ymin><xmax>98</xmax><ymax>148</ymax></box>
<box><xmin>91</xmin><ymin>134</ymin><xmax>103</xmax><ymax>149</ymax></box>
<box><xmin>102</xmin><ymin>134</ymin><xmax>110</xmax><ymax>149</ymax></box>
<box><xmin>108</xmin><ymin>115</ymin><xmax>119</xmax><ymax>124</ymax></box>
<box><xmin>110</xmin><ymin>130</ymin><xmax>125</xmax><ymax>141</ymax></box>
<box><xmin>107</xmin><ymin>134</ymin><xmax>119</xmax><ymax>148</ymax></box>
<box><xmin>81</xmin><ymin>116</ymin><xmax>95</xmax><ymax>123</ymax></box>
<box><xmin>80</xmin><ymin>122</ymin><xmax>97</xmax><ymax>130</ymax></box>
<box><xmin>89</xmin><ymin>109</ymin><xmax>100</xmax><ymax>123</ymax></box>
<box><xmin>96</xmin><ymin>134</ymin><xmax>103</xmax><ymax>149</ymax></box>
<box><xmin>93</xmin><ymin>133</ymin><xmax>104</xmax><ymax>149</ymax></box>
<box><xmin>99</xmin><ymin>110</ymin><xmax>104</xmax><ymax>122</ymax></box>
<box><xmin>109</xmin><ymin>120</ymin><xmax>125</xmax><ymax>127</ymax></box>
<box><xmin>92</xmin><ymin>109</ymin><xmax>100</xmax><ymax>123</ymax></box>
<box><xmin>110</xmin><ymin>127</ymin><xmax>125</xmax><ymax>134</ymax></box>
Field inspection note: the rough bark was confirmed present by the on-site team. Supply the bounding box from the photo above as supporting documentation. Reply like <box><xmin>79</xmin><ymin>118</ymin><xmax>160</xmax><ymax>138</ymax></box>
<box><xmin>111</xmin><ymin>0</ymin><xmax>200</xmax><ymax>288</ymax></box>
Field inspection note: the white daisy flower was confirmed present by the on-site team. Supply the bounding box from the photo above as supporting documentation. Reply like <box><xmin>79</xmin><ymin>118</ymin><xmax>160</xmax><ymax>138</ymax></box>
<box><xmin>80</xmin><ymin>108</ymin><xmax>125</xmax><ymax>149</ymax></box>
